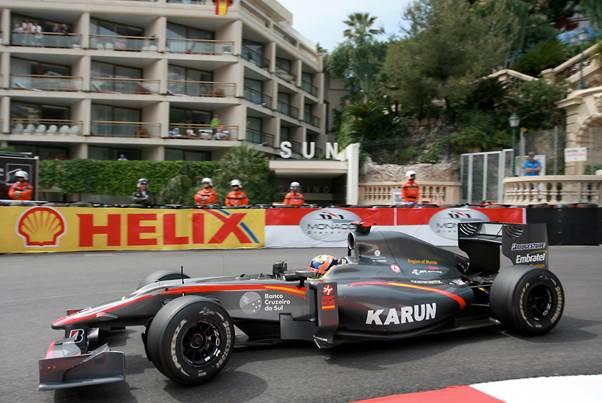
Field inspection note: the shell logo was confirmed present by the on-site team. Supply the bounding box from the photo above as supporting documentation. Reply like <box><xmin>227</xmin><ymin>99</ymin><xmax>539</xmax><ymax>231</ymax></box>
<box><xmin>16</xmin><ymin>207</ymin><xmax>66</xmax><ymax>247</ymax></box>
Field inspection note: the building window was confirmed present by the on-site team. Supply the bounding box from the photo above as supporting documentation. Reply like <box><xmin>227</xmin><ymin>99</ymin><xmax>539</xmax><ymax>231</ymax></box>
<box><xmin>280</xmin><ymin>126</ymin><xmax>290</xmax><ymax>142</ymax></box>
<box><xmin>89</xmin><ymin>146</ymin><xmax>141</xmax><ymax>160</ymax></box>
<box><xmin>11</xmin><ymin>143</ymin><xmax>70</xmax><ymax>160</ymax></box>
<box><xmin>165</xmin><ymin>148</ymin><xmax>211</xmax><ymax>161</ymax></box>
<box><xmin>91</xmin><ymin>104</ymin><xmax>142</xmax><ymax>137</ymax></box>
<box><xmin>242</xmin><ymin>40</ymin><xmax>265</xmax><ymax>67</ymax></box>
<box><xmin>244</xmin><ymin>78</ymin><xmax>264</xmax><ymax>104</ymax></box>
<box><xmin>170</xmin><ymin>107</ymin><xmax>212</xmax><ymax>125</ymax></box>
<box><xmin>90</xmin><ymin>18</ymin><xmax>144</xmax><ymax>38</ymax></box>
<box><xmin>168</xmin><ymin>65</ymin><xmax>213</xmax><ymax>95</ymax></box>
<box><xmin>11</xmin><ymin>57</ymin><xmax>70</xmax><ymax>77</ymax></box>
<box><xmin>276</xmin><ymin>57</ymin><xmax>292</xmax><ymax>73</ymax></box>
<box><xmin>11</xmin><ymin>101</ymin><xmax>70</xmax><ymax>121</ymax></box>
<box><xmin>167</xmin><ymin>23</ymin><xmax>213</xmax><ymax>41</ymax></box>
<box><xmin>247</xmin><ymin>117</ymin><xmax>263</xmax><ymax>143</ymax></box>
<box><xmin>92</xmin><ymin>61</ymin><xmax>142</xmax><ymax>79</ymax></box>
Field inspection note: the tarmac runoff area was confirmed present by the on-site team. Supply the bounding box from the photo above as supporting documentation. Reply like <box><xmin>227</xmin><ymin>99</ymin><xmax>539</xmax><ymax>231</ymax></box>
<box><xmin>0</xmin><ymin>246</ymin><xmax>601</xmax><ymax>403</ymax></box>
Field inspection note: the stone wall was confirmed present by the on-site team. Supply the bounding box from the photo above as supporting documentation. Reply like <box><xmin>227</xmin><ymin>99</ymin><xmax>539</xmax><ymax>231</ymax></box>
<box><xmin>360</xmin><ymin>160</ymin><xmax>460</xmax><ymax>183</ymax></box>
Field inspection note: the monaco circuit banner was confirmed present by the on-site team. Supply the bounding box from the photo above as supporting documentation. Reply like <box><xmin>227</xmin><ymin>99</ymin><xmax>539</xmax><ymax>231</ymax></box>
<box><xmin>265</xmin><ymin>207</ymin><xmax>526</xmax><ymax>248</ymax></box>
<box><xmin>0</xmin><ymin>206</ymin><xmax>265</xmax><ymax>253</ymax></box>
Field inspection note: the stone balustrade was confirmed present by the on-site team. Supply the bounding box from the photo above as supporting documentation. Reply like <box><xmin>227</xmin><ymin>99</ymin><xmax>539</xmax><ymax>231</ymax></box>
<box><xmin>503</xmin><ymin>175</ymin><xmax>602</xmax><ymax>205</ymax></box>
<box><xmin>358</xmin><ymin>181</ymin><xmax>461</xmax><ymax>206</ymax></box>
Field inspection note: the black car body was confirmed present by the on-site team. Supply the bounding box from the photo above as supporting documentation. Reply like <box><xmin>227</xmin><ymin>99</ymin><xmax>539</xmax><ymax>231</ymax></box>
<box><xmin>39</xmin><ymin>222</ymin><xmax>564</xmax><ymax>390</ymax></box>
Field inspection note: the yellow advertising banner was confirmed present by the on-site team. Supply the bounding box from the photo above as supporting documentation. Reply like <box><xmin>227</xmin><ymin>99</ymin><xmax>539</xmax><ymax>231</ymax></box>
<box><xmin>0</xmin><ymin>206</ymin><xmax>265</xmax><ymax>253</ymax></box>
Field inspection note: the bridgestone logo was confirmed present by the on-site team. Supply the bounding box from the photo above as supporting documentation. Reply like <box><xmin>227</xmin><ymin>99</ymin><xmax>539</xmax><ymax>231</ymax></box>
<box><xmin>515</xmin><ymin>253</ymin><xmax>546</xmax><ymax>264</ymax></box>
<box><xmin>365</xmin><ymin>303</ymin><xmax>437</xmax><ymax>326</ymax></box>
<box><xmin>511</xmin><ymin>242</ymin><xmax>546</xmax><ymax>251</ymax></box>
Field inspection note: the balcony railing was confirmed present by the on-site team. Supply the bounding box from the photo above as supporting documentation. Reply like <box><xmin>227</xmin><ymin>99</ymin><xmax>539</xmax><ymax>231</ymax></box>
<box><xmin>91</xmin><ymin>121</ymin><xmax>160</xmax><ymax>138</ymax></box>
<box><xmin>503</xmin><ymin>176</ymin><xmax>602</xmax><ymax>205</ymax></box>
<box><xmin>167</xmin><ymin>0</ymin><xmax>214</xmax><ymax>4</ymax></box>
<box><xmin>166</xmin><ymin>38</ymin><xmax>233</xmax><ymax>55</ymax></box>
<box><xmin>244</xmin><ymin>86</ymin><xmax>272</xmax><ymax>108</ymax></box>
<box><xmin>167</xmin><ymin>123</ymin><xmax>238</xmax><ymax>140</ymax></box>
<box><xmin>277</xmin><ymin>101</ymin><xmax>299</xmax><ymax>119</ymax></box>
<box><xmin>91</xmin><ymin>77</ymin><xmax>160</xmax><ymax>94</ymax></box>
<box><xmin>90</xmin><ymin>34</ymin><xmax>158</xmax><ymax>52</ymax></box>
<box><xmin>304</xmin><ymin>113</ymin><xmax>320</xmax><ymax>127</ymax></box>
<box><xmin>302</xmin><ymin>80</ymin><xmax>318</xmax><ymax>97</ymax></box>
<box><xmin>246</xmin><ymin>128</ymin><xmax>274</xmax><ymax>147</ymax></box>
<box><xmin>11</xmin><ymin>32</ymin><xmax>81</xmax><ymax>48</ymax></box>
<box><xmin>276</xmin><ymin>68</ymin><xmax>296</xmax><ymax>84</ymax></box>
<box><xmin>242</xmin><ymin>46</ymin><xmax>270</xmax><ymax>69</ymax></box>
<box><xmin>168</xmin><ymin>80</ymin><xmax>236</xmax><ymax>97</ymax></box>
<box><xmin>358</xmin><ymin>181</ymin><xmax>462</xmax><ymax>206</ymax></box>
<box><xmin>10</xmin><ymin>74</ymin><xmax>82</xmax><ymax>91</ymax></box>
<box><xmin>11</xmin><ymin>118</ymin><xmax>82</xmax><ymax>136</ymax></box>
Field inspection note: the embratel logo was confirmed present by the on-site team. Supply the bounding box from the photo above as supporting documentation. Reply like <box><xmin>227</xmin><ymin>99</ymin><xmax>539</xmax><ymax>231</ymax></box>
<box><xmin>428</xmin><ymin>208</ymin><xmax>489</xmax><ymax>240</ymax></box>
<box><xmin>299</xmin><ymin>208</ymin><xmax>360</xmax><ymax>242</ymax></box>
<box><xmin>16</xmin><ymin>207</ymin><xmax>66</xmax><ymax>247</ymax></box>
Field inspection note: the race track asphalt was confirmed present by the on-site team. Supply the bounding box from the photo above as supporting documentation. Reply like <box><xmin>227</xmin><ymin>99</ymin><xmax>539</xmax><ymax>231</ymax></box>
<box><xmin>0</xmin><ymin>246</ymin><xmax>601</xmax><ymax>403</ymax></box>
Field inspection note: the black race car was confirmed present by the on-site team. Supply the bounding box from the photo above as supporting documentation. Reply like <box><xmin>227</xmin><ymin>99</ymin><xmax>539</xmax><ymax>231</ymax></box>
<box><xmin>39</xmin><ymin>222</ymin><xmax>564</xmax><ymax>391</ymax></box>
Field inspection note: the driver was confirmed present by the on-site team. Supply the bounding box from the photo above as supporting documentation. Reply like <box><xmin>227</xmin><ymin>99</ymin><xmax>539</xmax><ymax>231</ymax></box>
<box><xmin>308</xmin><ymin>255</ymin><xmax>340</xmax><ymax>277</ymax></box>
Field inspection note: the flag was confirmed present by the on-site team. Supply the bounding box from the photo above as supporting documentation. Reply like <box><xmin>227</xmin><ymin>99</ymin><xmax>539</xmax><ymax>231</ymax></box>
<box><xmin>215</xmin><ymin>0</ymin><xmax>229</xmax><ymax>16</ymax></box>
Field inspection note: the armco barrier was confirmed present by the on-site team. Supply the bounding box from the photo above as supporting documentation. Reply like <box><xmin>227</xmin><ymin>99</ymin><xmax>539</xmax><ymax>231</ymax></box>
<box><xmin>0</xmin><ymin>204</ymin><xmax>526</xmax><ymax>253</ymax></box>
<box><xmin>526</xmin><ymin>206</ymin><xmax>601</xmax><ymax>246</ymax></box>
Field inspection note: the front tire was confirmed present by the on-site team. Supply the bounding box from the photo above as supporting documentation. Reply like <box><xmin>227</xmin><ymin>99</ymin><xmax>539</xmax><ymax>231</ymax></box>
<box><xmin>147</xmin><ymin>296</ymin><xmax>234</xmax><ymax>385</ymax></box>
<box><xmin>490</xmin><ymin>267</ymin><xmax>564</xmax><ymax>336</ymax></box>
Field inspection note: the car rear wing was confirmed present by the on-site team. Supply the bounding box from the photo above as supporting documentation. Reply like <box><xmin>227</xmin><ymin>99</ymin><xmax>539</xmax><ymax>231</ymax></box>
<box><xmin>458</xmin><ymin>222</ymin><xmax>548</xmax><ymax>274</ymax></box>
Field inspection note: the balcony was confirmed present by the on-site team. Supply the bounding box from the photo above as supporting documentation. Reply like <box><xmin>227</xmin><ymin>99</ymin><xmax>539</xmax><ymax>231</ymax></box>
<box><xmin>166</xmin><ymin>38</ymin><xmax>233</xmax><ymax>55</ymax></box>
<box><xmin>503</xmin><ymin>176</ymin><xmax>602</xmax><ymax>205</ymax></box>
<box><xmin>304</xmin><ymin>113</ymin><xmax>320</xmax><ymax>127</ymax></box>
<box><xmin>302</xmin><ymin>80</ymin><xmax>318</xmax><ymax>97</ymax></box>
<box><xmin>246</xmin><ymin>128</ymin><xmax>274</xmax><ymax>147</ymax></box>
<box><xmin>168</xmin><ymin>80</ymin><xmax>236</xmax><ymax>97</ymax></box>
<box><xmin>277</xmin><ymin>101</ymin><xmax>299</xmax><ymax>119</ymax></box>
<box><xmin>276</xmin><ymin>68</ymin><xmax>296</xmax><ymax>85</ymax></box>
<box><xmin>10</xmin><ymin>74</ymin><xmax>82</xmax><ymax>92</ymax></box>
<box><xmin>242</xmin><ymin>46</ymin><xmax>270</xmax><ymax>69</ymax></box>
<box><xmin>167</xmin><ymin>123</ymin><xmax>238</xmax><ymax>140</ymax></box>
<box><xmin>90</xmin><ymin>34</ymin><xmax>158</xmax><ymax>52</ymax></box>
<box><xmin>11</xmin><ymin>32</ymin><xmax>81</xmax><ymax>48</ymax></box>
<box><xmin>11</xmin><ymin>118</ymin><xmax>82</xmax><ymax>136</ymax></box>
<box><xmin>358</xmin><ymin>181</ymin><xmax>462</xmax><ymax>206</ymax></box>
<box><xmin>91</xmin><ymin>121</ymin><xmax>160</xmax><ymax>138</ymax></box>
<box><xmin>167</xmin><ymin>0</ymin><xmax>214</xmax><ymax>4</ymax></box>
<box><xmin>91</xmin><ymin>77</ymin><xmax>160</xmax><ymax>94</ymax></box>
<box><xmin>243</xmin><ymin>86</ymin><xmax>272</xmax><ymax>108</ymax></box>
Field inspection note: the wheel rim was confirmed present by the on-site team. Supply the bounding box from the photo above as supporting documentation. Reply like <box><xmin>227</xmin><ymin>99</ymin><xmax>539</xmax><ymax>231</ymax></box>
<box><xmin>181</xmin><ymin>321</ymin><xmax>222</xmax><ymax>367</ymax></box>
<box><xmin>525</xmin><ymin>284</ymin><xmax>554</xmax><ymax>321</ymax></box>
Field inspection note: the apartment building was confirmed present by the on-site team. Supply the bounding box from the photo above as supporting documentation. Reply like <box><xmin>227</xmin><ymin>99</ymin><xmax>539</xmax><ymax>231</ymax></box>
<box><xmin>0</xmin><ymin>0</ymin><xmax>326</xmax><ymax>161</ymax></box>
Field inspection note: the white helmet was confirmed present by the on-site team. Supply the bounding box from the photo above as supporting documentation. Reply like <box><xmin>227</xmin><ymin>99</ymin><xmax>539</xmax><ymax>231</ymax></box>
<box><xmin>290</xmin><ymin>181</ymin><xmax>301</xmax><ymax>189</ymax></box>
<box><xmin>15</xmin><ymin>170</ymin><xmax>29</xmax><ymax>181</ymax></box>
<box><xmin>230</xmin><ymin>179</ymin><xmax>242</xmax><ymax>187</ymax></box>
<box><xmin>137</xmin><ymin>178</ymin><xmax>149</xmax><ymax>185</ymax></box>
<box><xmin>406</xmin><ymin>170</ymin><xmax>417</xmax><ymax>178</ymax></box>
<box><xmin>202</xmin><ymin>177</ymin><xmax>213</xmax><ymax>186</ymax></box>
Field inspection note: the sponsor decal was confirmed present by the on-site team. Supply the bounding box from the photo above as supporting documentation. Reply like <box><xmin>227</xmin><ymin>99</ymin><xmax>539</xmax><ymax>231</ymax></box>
<box><xmin>366</xmin><ymin>303</ymin><xmax>437</xmax><ymax>325</ymax></box>
<box><xmin>411</xmin><ymin>279</ymin><xmax>443</xmax><ymax>285</ymax></box>
<box><xmin>374</xmin><ymin>249</ymin><xmax>381</xmax><ymax>257</ymax></box>
<box><xmin>515</xmin><ymin>252</ymin><xmax>546</xmax><ymax>264</ymax></box>
<box><xmin>511</xmin><ymin>242</ymin><xmax>546</xmax><ymax>251</ymax></box>
<box><xmin>263</xmin><ymin>293</ymin><xmax>291</xmax><ymax>312</ymax></box>
<box><xmin>16</xmin><ymin>207</ymin><xmax>66</xmax><ymax>247</ymax></box>
<box><xmin>321</xmin><ymin>284</ymin><xmax>336</xmax><ymax>311</ymax></box>
<box><xmin>299</xmin><ymin>208</ymin><xmax>360</xmax><ymax>242</ymax></box>
<box><xmin>408</xmin><ymin>258</ymin><xmax>438</xmax><ymax>265</ymax></box>
<box><xmin>68</xmin><ymin>329</ymin><xmax>85</xmax><ymax>343</ymax></box>
<box><xmin>428</xmin><ymin>208</ymin><xmax>489</xmax><ymax>240</ymax></box>
<box><xmin>239</xmin><ymin>291</ymin><xmax>263</xmax><ymax>314</ymax></box>
<box><xmin>390</xmin><ymin>264</ymin><xmax>401</xmax><ymax>273</ymax></box>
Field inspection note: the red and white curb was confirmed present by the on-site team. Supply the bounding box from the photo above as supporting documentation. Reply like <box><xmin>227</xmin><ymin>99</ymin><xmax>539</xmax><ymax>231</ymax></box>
<box><xmin>353</xmin><ymin>375</ymin><xmax>602</xmax><ymax>402</ymax></box>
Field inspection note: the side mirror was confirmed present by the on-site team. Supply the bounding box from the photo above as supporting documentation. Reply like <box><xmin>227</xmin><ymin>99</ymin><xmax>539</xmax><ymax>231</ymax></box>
<box><xmin>272</xmin><ymin>261</ymin><xmax>287</xmax><ymax>277</ymax></box>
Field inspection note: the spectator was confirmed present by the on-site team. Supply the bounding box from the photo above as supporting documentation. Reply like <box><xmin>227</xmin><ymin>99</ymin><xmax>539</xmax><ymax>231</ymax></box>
<box><xmin>523</xmin><ymin>152</ymin><xmax>542</xmax><ymax>176</ymax></box>
<box><xmin>117</xmin><ymin>154</ymin><xmax>128</xmax><ymax>161</ymax></box>
<box><xmin>210</xmin><ymin>114</ymin><xmax>221</xmax><ymax>135</ymax></box>
<box><xmin>283</xmin><ymin>181</ymin><xmax>305</xmax><ymax>206</ymax></box>
<box><xmin>225</xmin><ymin>179</ymin><xmax>249</xmax><ymax>207</ymax></box>
<box><xmin>401</xmin><ymin>170</ymin><xmax>420</xmax><ymax>203</ymax></box>
<box><xmin>132</xmin><ymin>178</ymin><xmax>153</xmax><ymax>206</ymax></box>
<box><xmin>194</xmin><ymin>177</ymin><xmax>218</xmax><ymax>206</ymax></box>
<box><xmin>8</xmin><ymin>170</ymin><xmax>33</xmax><ymax>201</ymax></box>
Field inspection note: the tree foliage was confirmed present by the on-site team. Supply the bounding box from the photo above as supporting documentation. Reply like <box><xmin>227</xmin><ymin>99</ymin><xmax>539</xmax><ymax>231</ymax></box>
<box><xmin>511</xmin><ymin>39</ymin><xmax>570</xmax><ymax>76</ymax></box>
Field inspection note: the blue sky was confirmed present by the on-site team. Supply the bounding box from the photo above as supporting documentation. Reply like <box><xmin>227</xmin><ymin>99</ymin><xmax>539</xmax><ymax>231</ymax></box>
<box><xmin>278</xmin><ymin>0</ymin><xmax>412</xmax><ymax>51</ymax></box>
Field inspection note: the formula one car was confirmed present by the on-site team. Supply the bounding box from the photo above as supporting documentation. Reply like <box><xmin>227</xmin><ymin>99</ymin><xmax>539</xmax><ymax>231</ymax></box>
<box><xmin>39</xmin><ymin>222</ymin><xmax>564</xmax><ymax>390</ymax></box>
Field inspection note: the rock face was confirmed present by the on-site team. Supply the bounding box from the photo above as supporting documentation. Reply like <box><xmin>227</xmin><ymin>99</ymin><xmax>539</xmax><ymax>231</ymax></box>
<box><xmin>361</xmin><ymin>160</ymin><xmax>460</xmax><ymax>183</ymax></box>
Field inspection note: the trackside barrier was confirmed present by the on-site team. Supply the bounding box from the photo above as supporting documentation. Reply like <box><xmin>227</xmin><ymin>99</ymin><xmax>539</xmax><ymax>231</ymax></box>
<box><xmin>0</xmin><ymin>205</ymin><xmax>525</xmax><ymax>253</ymax></box>
<box><xmin>526</xmin><ymin>205</ymin><xmax>601</xmax><ymax>245</ymax></box>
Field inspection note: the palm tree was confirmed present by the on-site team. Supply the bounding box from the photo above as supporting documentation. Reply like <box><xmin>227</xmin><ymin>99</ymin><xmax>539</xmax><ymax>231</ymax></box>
<box><xmin>343</xmin><ymin>13</ymin><xmax>384</xmax><ymax>44</ymax></box>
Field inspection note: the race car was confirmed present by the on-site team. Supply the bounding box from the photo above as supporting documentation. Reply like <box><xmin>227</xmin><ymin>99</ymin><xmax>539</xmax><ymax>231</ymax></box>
<box><xmin>39</xmin><ymin>222</ymin><xmax>564</xmax><ymax>391</ymax></box>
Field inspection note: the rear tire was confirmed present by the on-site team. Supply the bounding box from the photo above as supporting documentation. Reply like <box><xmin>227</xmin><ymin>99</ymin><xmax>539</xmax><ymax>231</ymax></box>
<box><xmin>137</xmin><ymin>270</ymin><xmax>189</xmax><ymax>290</ymax></box>
<box><xmin>147</xmin><ymin>296</ymin><xmax>234</xmax><ymax>385</ymax></box>
<box><xmin>490</xmin><ymin>267</ymin><xmax>564</xmax><ymax>336</ymax></box>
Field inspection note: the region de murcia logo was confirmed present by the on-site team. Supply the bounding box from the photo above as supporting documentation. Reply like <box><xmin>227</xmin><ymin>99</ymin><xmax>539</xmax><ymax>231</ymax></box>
<box><xmin>16</xmin><ymin>206</ymin><xmax>66</xmax><ymax>247</ymax></box>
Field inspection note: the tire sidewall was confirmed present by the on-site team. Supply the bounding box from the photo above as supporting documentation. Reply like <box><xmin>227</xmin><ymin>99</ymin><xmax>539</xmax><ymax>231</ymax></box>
<box><xmin>514</xmin><ymin>270</ymin><xmax>564</xmax><ymax>334</ymax></box>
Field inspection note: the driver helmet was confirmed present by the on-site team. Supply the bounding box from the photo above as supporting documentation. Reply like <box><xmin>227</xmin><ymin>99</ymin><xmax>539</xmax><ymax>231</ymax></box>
<box><xmin>15</xmin><ymin>170</ymin><xmax>29</xmax><ymax>181</ymax></box>
<box><xmin>308</xmin><ymin>255</ymin><xmax>338</xmax><ymax>276</ymax></box>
